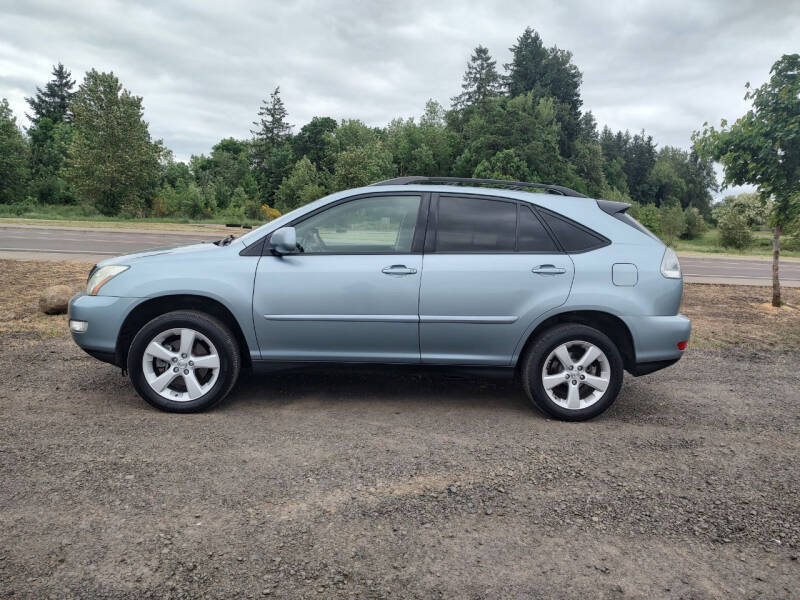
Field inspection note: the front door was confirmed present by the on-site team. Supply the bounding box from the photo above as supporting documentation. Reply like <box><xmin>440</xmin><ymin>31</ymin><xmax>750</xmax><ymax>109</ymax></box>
<box><xmin>253</xmin><ymin>193</ymin><xmax>425</xmax><ymax>363</ymax></box>
<box><xmin>419</xmin><ymin>194</ymin><xmax>574</xmax><ymax>365</ymax></box>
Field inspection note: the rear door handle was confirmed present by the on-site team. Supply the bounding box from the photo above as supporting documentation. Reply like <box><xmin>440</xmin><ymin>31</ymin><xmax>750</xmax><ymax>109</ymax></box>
<box><xmin>532</xmin><ymin>264</ymin><xmax>567</xmax><ymax>275</ymax></box>
<box><xmin>382</xmin><ymin>264</ymin><xmax>418</xmax><ymax>275</ymax></box>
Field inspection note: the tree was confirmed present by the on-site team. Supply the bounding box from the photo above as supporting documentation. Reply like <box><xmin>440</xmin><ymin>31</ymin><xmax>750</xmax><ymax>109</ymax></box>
<box><xmin>658</xmin><ymin>203</ymin><xmax>687</xmax><ymax>246</ymax></box>
<box><xmin>25</xmin><ymin>63</ymin><xmax>75</xmax><ymax>124</ymax></box>
<box><xmin>27</xmin><ymin>117</ymin><xmax>74</xmax><ymax>204</ymax></box>
<box><xmin>450</xmin><ymin>46</ymin><xmax>503</xmax><ymax>112</ymax></box>
<box><xmin>0</xmin><ymin>99</ymin><xmax>30</xmax><ymax>204</ymax></box>
<box><xmin>694</xmin><ymin>54</ymin><xmax>800</xmax><ymax>306</ymax></box>
<box><xmin>332</xmin><ymin>144</ymin><xmax>394</xmax><ymax>190</ymax></box>
<box><xmin>251</xmin><ymin>86</ymin><xmax>292</xmax><ymax>167</ymax></box>
<box><xmin>504</xmin><ymin>27</ymin><xmax>583</xmax><ymax>153</ymax></box>
<box><xmin>65</xmin><ymin>70</ymin><xmax>163</xmax><ymax>216</ymax></box>
<box><xmin>275</xmin><ymin>156</ymin><xmax>326</xmax><ymax>213</ymax></box>
<box><xmin>682</xmin><ymin>206</ymin><xmax>708</xmax><ymax>239</ymax></box>
<box><xmin>292</xmin><ymin>116</ymin><xmax>337</xmax><ymax>168</ymax></box>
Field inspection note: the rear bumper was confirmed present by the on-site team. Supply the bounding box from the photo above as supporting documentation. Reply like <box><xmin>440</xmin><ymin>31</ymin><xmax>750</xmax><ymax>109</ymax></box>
<box><xmin>68</xmin><ymin>293</ymin><xmax>142</xmax><ymax>366</ymax></box>
<box><xmin>621</xmin><ymin>313</ymin><xmax>691</xmax><ymax>366</ymax></box>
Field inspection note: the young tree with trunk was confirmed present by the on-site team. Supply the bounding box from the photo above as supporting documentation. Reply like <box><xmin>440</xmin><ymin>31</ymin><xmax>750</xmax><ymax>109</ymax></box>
<box><xmin>694</xmin><ymin>54</ymin><xmax>800</xmax><ymax>307</ymax></box>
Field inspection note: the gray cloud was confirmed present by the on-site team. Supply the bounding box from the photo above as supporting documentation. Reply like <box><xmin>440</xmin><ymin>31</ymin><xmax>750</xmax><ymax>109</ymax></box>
<box><xmin>1</xmin><ymin>0</ymin><xmax>798</xmax><ymax>199</ymax></box>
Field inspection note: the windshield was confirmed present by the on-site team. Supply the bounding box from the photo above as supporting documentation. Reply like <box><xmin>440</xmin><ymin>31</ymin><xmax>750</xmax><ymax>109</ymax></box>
<box><xmin>236</xmin><ymin>189</ymin><xmax>355</xmax><ymax>246</ymax></box>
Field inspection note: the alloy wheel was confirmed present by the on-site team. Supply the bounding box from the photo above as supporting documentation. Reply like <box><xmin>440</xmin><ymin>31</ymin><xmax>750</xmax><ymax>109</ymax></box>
<box><xmin>141</xmin><ymin>327</ymin><xmax>221</xmax><ymax>402</ymax></box>
<box><xmin>541</xmin><ymin>340</ymin><xmax>611</xmax><ymax>410</ymax></box>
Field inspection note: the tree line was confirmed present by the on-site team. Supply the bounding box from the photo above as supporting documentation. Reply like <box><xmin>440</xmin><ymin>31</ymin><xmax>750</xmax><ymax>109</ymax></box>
<box><xmin>0</xmin><ymin>27</ymin><xmax>718</xmax><ymax>227</ymax></box>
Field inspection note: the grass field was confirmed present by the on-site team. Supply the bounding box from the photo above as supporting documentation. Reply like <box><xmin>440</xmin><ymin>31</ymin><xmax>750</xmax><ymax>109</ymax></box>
<box><xmin>673</xmin><ymin>228</ymin><xmax>800</xmax><ymax>258</ymax></box>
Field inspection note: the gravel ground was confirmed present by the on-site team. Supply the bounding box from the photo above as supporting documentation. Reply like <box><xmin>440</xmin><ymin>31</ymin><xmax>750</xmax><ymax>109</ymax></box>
<box><xmin>1</xmin><ymin>334</ymin><xmax>798</xmax><ymax>599</ymax></box>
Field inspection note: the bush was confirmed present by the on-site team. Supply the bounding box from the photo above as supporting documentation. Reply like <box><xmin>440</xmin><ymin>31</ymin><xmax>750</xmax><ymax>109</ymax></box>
<box><xmin>682</xmin><ymin>206</ymin><xmax>707</xmax><ymax>239</ymax></box>
<box><xmin>717</xmin><ymin>211</ymin><xmax>752</xmax><ymax>249</ymax></box>
<box><xmin>658</xmin><ymin>203</ymin><xmax>687</xmax><ymax>246</ymax></box>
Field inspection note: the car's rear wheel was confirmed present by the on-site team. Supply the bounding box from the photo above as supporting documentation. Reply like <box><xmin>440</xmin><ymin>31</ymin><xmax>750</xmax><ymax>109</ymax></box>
<box><xmin>127</xmin><ymin>310</ymin><xmax>240</xmax><ymax>412</ymax></box>
<box><xmin>521</xmin><ymin>324</ymin><xmax>623</xmax><ymax>421</ymax></box>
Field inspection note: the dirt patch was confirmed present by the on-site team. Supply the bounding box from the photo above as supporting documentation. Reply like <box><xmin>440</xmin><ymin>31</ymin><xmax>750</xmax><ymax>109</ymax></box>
<box><xmin>0</xmin><ymin>260</ymin><xmax>798</xmax><ymax>598</ymax></box>
<box><xmin>682</xmin><ymin>283</ymin><xmax>800</xmax><ymax>350</ymax></box>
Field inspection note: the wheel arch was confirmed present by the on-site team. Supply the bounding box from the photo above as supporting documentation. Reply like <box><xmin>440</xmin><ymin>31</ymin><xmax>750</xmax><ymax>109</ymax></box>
<box><xmin>514</xmin><ymin>310</ymin><xmax>636</xmax><ymax>373</ymax></box>
<box><xmin>116</xmin><ymin>295</ymin><xmax>253</xmax><ymax>369</ymax></box>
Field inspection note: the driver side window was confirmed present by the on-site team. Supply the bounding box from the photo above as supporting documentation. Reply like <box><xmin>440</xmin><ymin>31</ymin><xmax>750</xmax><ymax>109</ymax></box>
<box><xmin>293</xmin><ymin>195</ymin><xmax>421</xmax><ymax>254</ymax></box>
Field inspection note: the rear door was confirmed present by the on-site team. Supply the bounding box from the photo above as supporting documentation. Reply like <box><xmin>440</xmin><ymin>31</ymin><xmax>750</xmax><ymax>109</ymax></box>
<box><xmin>419</xmin><ymin>193</ymin><xmax>574</xmax><ymax>365</ymax></box>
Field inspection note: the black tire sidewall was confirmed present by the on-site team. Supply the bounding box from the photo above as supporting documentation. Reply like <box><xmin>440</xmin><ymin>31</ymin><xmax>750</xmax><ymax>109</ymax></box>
<box><xmin>524</xmin><ymin>324</ymin><xmax>623</xmax><ymax>421</ymax></box>
<box><xmin>127</xmin><ymin>311</ymin><xmax>240</xmax><ymax>412</ymax></box>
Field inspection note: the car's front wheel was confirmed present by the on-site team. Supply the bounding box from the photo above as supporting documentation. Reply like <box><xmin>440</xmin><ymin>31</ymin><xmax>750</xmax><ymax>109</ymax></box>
<box><xmin>127</xmin><ymin>310</ymin><xmax>241</xmax><ymax>412</ymax></box>
<box><xmin>521</xmin><ymin>324</ymin><xmax>623</xmax><ymax>421</ymax></box>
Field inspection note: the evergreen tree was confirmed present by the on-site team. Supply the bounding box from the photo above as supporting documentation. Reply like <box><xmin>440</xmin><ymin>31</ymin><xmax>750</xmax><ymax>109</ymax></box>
<box><xmin>251</xmin><ymin>86</ymin><xmax>294</xmax><ymax>201</ymax></box>
<box><xmin>505</xmin><ymin>27</ymin><xmax>583</xmax><ymax>153</ymax></box>
<box><xmin>450</xmin><ymin>46</ymin><xmax>503</xmax><ymax>111</ymax></box>
<box><xmin>65</xmin><ymin>70</ymin><xmax>163</xmax><ymax>216</ymax></box>
<box><xmin>251</xmin><ymin>86</ymin><xmax>292</xmax><ymax>168</ymax></box>
<box><xmin>0</xmin><ymin>99</ymin><xmax>30</xmax><ymax>204</ymax></box>
<box><xmin>25</xmin><ymin>63</ymin><xmax>75</xmax><ymax>124</ymax></box>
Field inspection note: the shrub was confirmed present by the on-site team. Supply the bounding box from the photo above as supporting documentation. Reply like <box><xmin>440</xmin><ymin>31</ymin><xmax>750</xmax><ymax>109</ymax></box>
<box><xmin>717</xmin><ymin>211</ymin><xmax>752</xmax><ymax>249</ymax></box>
<box><xmin>658</xmin><ymin>203</ymin><xmax>687</xmax><ymax>246</ymax></box>
<box><xmin>682</xmin><ymin>206</ymin><xmax>708</xmax><ymax>239</ymax></box>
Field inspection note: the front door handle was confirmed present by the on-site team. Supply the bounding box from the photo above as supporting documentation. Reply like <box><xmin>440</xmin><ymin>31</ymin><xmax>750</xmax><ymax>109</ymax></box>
<box><xmin>532</xmin><ymin>264</ymin><xmax>567</xmax><ymax>275</ymax></box>
<box><xmin>382</xmin><ymin>265</ymin><xmax>418</xmax><ymax>275</ymax></box>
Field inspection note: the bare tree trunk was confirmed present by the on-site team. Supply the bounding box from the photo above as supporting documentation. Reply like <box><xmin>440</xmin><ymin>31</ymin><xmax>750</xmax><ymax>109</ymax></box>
<box><xmin>772</xmin><ymin>224</ymin><xmax>781</xmax><ymax>308</ymax></box>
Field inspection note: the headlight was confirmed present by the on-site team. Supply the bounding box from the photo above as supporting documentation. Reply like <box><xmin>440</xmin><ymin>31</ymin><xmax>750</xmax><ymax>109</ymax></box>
<box><xmin>86</xmin><ymin>265</ymin><xmax>129</xmax><ymax>295</ymax></box>
<box><xmin>660</xmin><ymin>247</ymin><xmax>681</xmax><ymax>279</ymax></box>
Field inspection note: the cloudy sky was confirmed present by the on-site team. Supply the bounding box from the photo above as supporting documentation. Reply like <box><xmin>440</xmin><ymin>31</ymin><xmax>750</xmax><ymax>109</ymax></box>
<box><xmin>1</xmin><ymin>0</ymin><xmax>798</xmax><ymax>191</ymax></box>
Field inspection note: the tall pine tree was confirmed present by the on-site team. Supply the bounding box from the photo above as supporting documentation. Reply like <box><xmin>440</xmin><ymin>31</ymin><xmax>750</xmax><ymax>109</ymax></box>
<box><xmin>251</xmin><ymin>86</ymin><xmax>295</xmax><ymax>200</ymax></box>
<box><xmin>450</xmin><ymin>46</ymin><xmax>503</xmax><ymax>111</ymax></box>
<box><xmin>251</xmin><ymin>86</ymin><xmax>292</xmax><ymax>167</ymax></box>
<box><xmin>505</xmin><ymin>28</ymin><xmax>583</xmax><ymax>153</ymax></box>
<box><xmin>25</xmin><ymin>63</ymin><xmax>75</xmax><ymax>124</ymax></box>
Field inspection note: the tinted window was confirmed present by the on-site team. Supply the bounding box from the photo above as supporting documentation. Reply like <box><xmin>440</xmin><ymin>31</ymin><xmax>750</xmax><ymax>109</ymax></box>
<box><xmin>540</xmin><ymin>211</ymin><xmax>607</xmax><ymax>253</ymax></box>
<box><xmin>518</xmin><ymin>206</ymin><xmax>558</xmax><ymax>252</ymax></box>
<box><xmin>437</xmin><ymin>196</ymin><xmax>516</xmax><ymax>252</ymax></box>
<box><xmin>294</xmin><ymin>195</ymin><xmax>420</xmax><ymax>254</ymax></box>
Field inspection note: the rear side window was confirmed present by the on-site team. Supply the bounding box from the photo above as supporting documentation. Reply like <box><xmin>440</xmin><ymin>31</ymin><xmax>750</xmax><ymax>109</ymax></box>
<box><xmin>539</xmin><ymin>210</ymin><xmax>608</xmax><ymax>253</ymax></box>
<box><xmin>437</xmin><ymin>196</ymin><xmax>516</xmax><ymax>252</ymax></box>
<box><xmin>518</xmin><ymin>206</ymin><xmax>559</xmax><ymax>252</ymax></box>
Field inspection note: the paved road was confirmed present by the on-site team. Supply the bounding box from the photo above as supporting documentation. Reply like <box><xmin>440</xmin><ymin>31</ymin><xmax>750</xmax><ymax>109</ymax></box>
<box><xmin>0</xmin><ymin>225</ymin><xmax>223</xmax><ymax>262</ymax></box>
<box><xmin>1</xmin><ymin>225</ymin><xmax>799</xmax><ymax>286</ymax></box>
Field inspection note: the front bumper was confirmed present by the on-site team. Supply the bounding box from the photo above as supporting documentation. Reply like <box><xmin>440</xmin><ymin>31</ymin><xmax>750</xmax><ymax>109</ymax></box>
<box><xmin>68</xmin><ymin>293</ymin><xmax>142</xmax><ymax>365</ymax></box>
<box><xmin>621</xmin><ymin>313</ymin><xmax>691</xmax><ymax>374</ymax></box>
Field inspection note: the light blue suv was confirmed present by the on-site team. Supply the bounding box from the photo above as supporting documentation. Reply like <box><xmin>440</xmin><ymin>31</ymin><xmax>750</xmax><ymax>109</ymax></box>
<box><xmin>68</xmin><ymin>177</ymin><xmax>690</xmax><ymax>420</ymax></box>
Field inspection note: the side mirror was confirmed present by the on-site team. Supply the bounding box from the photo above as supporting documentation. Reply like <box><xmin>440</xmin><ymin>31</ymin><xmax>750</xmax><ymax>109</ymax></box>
<box><xmin>269</xmin><ymin>227</ymin><xmax>297</xmax><ymax>255</ymax></box>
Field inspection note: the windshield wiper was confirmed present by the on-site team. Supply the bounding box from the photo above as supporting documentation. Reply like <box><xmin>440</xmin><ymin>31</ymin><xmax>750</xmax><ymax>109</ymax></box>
<box><xmin>215</xmin><ymin>234</ymin><xmax>236</xmax><ymax>246</ymax></box>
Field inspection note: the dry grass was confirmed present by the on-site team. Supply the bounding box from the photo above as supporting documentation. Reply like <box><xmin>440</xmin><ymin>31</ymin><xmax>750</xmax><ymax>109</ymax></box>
<box><xmin>1</xmin><ymin>259</ymin><xmax>799</xmax><ymax>351</ymax></box>
<box><xmin>0</xmin><ymin>260</ymin><xmax>93</xmax><ymax>338</ymax></box>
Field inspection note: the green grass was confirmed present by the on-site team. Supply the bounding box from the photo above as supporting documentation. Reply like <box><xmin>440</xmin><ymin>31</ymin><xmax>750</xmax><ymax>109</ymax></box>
<box><xmin>673</xmin><ymin>228</ymin><xmax>800</xmax><ymax>259</ymax></box>
<box><xmin>0</xmin><ymin>203</ymin><xmax>265</xmax><ymax>227</ymax></box>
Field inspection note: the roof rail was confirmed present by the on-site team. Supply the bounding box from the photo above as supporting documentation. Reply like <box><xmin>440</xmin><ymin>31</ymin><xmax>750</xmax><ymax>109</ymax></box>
<box><xmin>370</xmin><ymin>176</ymin><xmax>587</xmax><ymax>198</ymax></box>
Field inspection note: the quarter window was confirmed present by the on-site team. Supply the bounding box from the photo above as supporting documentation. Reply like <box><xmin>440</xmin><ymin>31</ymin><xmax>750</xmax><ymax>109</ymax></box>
<box><xmin>293</xmin><ymin>195</ymin><xmax>421</xmax><ymax>254</ymax></box>
<box><xmin>539</xmin><ymin>210</ymin><xmax>607</xmax><ymax>253</ymax></box>
<box><xmin>518</xmin><ymin>206</ymin><xmax>559</xmax><ymax>252</ymax></box>
<box><xmin>437</xmin><ymin>196</ymin><xmax>516</xmax><ymax>252</ymax></box>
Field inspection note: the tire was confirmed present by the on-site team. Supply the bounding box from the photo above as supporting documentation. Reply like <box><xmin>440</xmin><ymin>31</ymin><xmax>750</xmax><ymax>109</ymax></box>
<box><xmin>127</xmin><ymin>310</ymin><xmax>241</xmax><ymax>413</ymax></box>
<box><xmin>521</xmin><ymin>323</ymin><xmax>623</xmax><ymax>421</ymax></box>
